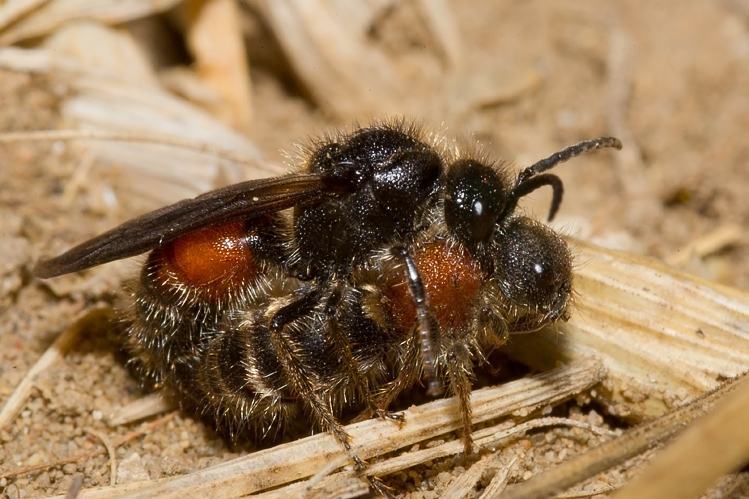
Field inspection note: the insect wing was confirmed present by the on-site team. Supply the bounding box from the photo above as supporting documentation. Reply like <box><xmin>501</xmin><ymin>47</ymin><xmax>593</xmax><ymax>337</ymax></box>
<box><xmin>34</xmin><ymin>174</ymin><xmax>328</xmax><ymax>278</ymax></box>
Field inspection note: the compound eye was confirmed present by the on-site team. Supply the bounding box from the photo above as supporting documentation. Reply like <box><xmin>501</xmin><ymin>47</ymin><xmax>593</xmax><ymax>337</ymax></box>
<box><xmin>445</xmin><ymin>159</ymin><xmax>506</xmax><ymax>244</ymax></box>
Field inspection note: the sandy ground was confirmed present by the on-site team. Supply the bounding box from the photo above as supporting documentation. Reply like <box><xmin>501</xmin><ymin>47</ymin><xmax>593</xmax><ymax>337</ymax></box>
<box><xmin>1</xmin><ymin>1</ymin><xmax>749</xmax><ymax>497</ymax></box>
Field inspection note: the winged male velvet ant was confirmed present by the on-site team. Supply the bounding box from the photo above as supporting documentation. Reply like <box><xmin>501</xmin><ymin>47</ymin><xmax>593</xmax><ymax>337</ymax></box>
<box><xmin>35</xmin><ymin>121</ymin><xmax>621</xmax><ymax>465</ymax></box>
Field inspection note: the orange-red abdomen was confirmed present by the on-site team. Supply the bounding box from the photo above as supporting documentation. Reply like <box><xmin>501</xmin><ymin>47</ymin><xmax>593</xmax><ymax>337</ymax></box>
<box><xmin>149</xmin><ymin>221</ymin><xmax>262</xmax><ymax>302</ymax></box>
<box><xmin>384</xmin><ymin>241</ymin><xmax>483</xmax><ymax>335</ymax></box>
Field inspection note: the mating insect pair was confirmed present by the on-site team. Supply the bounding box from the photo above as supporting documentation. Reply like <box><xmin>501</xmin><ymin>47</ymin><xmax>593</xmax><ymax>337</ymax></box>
<box><xmin>35</xmin><ymin>121</ymin><xmax>621</xmax><ymax>466</ymax></box>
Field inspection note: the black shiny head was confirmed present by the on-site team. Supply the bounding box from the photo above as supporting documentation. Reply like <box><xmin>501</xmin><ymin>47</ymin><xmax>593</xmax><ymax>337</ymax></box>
<box><xmin>444</xmin><ymin>159</ymin><xmax>507</xmax><ymax>245</ymax></box>
<box><xmin>444</xmin><ymin>137</ymin><xmax>622</xmax><ymax>253</ymax></box>
<box><xmin>493</xmin><ymin>217</ymin><xmax>573</xmax><ymax>322</ymax></box>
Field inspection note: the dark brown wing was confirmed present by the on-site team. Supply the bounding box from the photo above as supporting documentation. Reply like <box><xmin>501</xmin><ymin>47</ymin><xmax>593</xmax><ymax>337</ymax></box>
<box><xmin>34</xmin><ymin>174</ymin><xmax>329</xmax><ymax>278</ymax></box>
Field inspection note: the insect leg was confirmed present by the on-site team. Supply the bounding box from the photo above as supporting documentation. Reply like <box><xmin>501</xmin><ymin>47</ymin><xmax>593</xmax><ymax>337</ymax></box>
<box><xmin>324</xmin><ymin>286</ymin><xmax>404</xmax><ymax>424</ymax></box>
<box><xmin>446</xmin><ymin>346</ymin><xmax>475</xmax><ymax>455</ymax></box>
<box><xmin>391</xmin><ymin>245</ymin><xmax>443</xmax><ymax>397</ymax></box>
<box><xmin>267</xmin><ymin>289</ymin><xmax>364</xmax><ymax>469</ymax></box>
<box><xmin>350</xmin><ymin>331</ymin><xmax>420</xmax><ymax>424</ymax></box>
<box><xmin>367</xmin><ymin>476</ymin><xmax>398</xmax><ymax>499</ymax></box>
<box><xmin>269</xmin><ymin>286</ymin><xmax>322</xmax><ymax>333</ymax></box>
